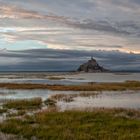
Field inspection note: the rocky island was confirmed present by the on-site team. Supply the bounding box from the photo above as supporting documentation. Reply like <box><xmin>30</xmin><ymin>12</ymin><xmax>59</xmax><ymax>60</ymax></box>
<box><xmin>77</xmin><ymin>57</ymin><xmax>109</xmax><ymax>72</ymax></box>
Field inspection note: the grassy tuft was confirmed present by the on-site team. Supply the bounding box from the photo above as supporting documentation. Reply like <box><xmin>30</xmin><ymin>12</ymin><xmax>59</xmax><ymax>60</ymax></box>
<box><xmin>3</xmin><ymin>98</ymin><xmax>42</xmax><ymax>110</ymax></box>
<box><xmin>50</xmin><ymin>92</ymin><xmax>98</xmax><ymax>103</ymax></box>
<box><xmin>44</xmin><ymin>99</ymin><xmax>56</xmax><ymax>107</ymax></box>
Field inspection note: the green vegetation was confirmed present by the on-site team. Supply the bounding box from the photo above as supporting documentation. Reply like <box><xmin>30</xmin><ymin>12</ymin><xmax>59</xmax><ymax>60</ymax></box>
<box><xmin>3</xmin><ymin>98</ymin><xmax>42</xmax><ymax>110</ymax></box>
<box><xmin>0</xmin><ymin>80</ymin><xmax>140</xmax><ymax>139</ymax></box>
<box><xmin>50</xmin><ymin>94</ymin><xmax>74</xmax><ymax>102</ymax></box>
<box><xmin>44</xmin><ymin>98</ymin><xmax>57</xmax><ymax>107</ymax></box>
<box><xmin>0</xmin><ymin>132</ymin><xmax>26</xmax><ymax>140</ymax></box>
<box><xmin>0</xmin><ymin>109</ymin><xmax>140</xmax><ymax>140</ymax></box>
<box><xmin>0</xmin><ymin>81</ymin><xmax>140</xmax><ymax>91</ymax></box>
<box><xmin>0</xmin><ymin>108</ymin><xmax>7</xmax><ymax>114</ymax></box>
<box><xmin>50</xmin><ymin>92</ymin><xmax>98</xmax><ymax>102</ymax></box>
<box><xmin>47</xmin><ymin>76</ymin><xmax>65</xmax><ymax>80</ymax></box>
<box><xmin>7</xmin><ymin>110</ymin><xmax>26</xmax><ymax>117</ymax></box>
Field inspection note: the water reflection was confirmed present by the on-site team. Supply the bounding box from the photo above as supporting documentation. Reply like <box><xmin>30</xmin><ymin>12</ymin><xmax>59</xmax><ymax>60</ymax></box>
<box><xmin>58</xmin><ymin>91</ymin><xmax>140</xmax><ymax>110</ymax></box>
<box><xmin>0</xmin><ymin>73</ymin><xmax>140</xmax><ymax>85</ymax></box>
<box><xmin>0</xmin><ymin>89</ymin><xmax>78</xmax><ymax>102</ymax></box>
<box><xmin>0</xmin><ymin>89</ymin><xmax>140</xmax><ymax>109</ymax></box>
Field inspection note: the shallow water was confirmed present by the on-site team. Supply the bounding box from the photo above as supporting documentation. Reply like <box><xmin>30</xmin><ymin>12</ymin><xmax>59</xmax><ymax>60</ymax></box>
<box><xmin>0</xmin><ymin>72</ymin><xmax>81</xmax><ymax>85</ymax></box>
<box><xmin>0</xmin><ymin>89</ymin><xmax>78</xmax><ymax>102</ymax></box>
<box><xmin>64</xmin><ymin>73</ymin><xmax>140</xmax><ymax>83</ymax></box>
<box><xmin>0</xmin><ymin>72</ymin><xmax>139</xmax><ymax>85</ymax></box>
<box><xmin>0</xmin><ymin>72</ymin><xmax>140</xmax><ymax>110</ymax></box>
<box><xmin>0</xmin><ymin>78</ymin><xmax>82</xmax><ymax>85</ymax></box>
<box><xmin>0</xmin><ymin>89</ymin><xmax>140</xmax><ymax>109</ymax></box>
<box><xmin>58</xmin><ymin>90</ymin><xmax>140</xmax><ymax>110</ymax></box>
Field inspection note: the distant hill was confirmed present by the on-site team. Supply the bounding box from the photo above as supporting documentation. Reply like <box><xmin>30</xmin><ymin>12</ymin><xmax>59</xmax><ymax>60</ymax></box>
<box><xmin>77</xmin><ymin>57</ymin><xmax>109</xmax><ymax>72</ymax></box>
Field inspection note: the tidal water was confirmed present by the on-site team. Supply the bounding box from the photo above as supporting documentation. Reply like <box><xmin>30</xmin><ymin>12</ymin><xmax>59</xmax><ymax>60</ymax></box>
<box><xmin>0</xmin><ymin>89</ymin><xmax>140</xmax><ymax>109</ymax></box>
<box><xmin>0</xmin><ymin>72</ymin><xmax>139</xmax><ymax>85</ymax></box>
<box><xmin>0</xmin><ymin>72</ymin><xmax>140</xmax><ymax>109</ymax></box>
<box><xmin>58</xmin><ymin>91</ymin><xmax>140</xmax><ymax>110</ymax></box>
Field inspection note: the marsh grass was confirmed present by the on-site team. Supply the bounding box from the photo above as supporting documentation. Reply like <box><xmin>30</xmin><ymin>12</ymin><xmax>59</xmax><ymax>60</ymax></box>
<box><xmin>44</xmin><ymin>98</ymin><xmax>57</xmax><ymax>107</ymax></box>
<box><xmin>3</xmin><ymin>98</ymin><xmax>42</xmax><ymax>110</ymax></box>
<box><xmin>0</xmin><ymin>109</ymin><xmax>140</xmax><ymax>140</ymax></box>
<box><xmin>50</xmin><ymin>94</ymin><xmax>74</xmax><ymax>102</ymax></box>
<box><xmin>0</xmin><ymin>132</ymin><xmax>26</xmax><ymax>140</ymax></box>
<box><xmin>0</xmin><ymin>81</ymin><xmax>140</xmax><ymax>91</ymax></box>
<box><xmin>50</xmin><ymin>92</ymin><xmax>98</xmax><ymax>103</ymax></box>
<box><xmin>0</xmin><ymin>108</ymin><xmax>7</xmax><ymax>114</ymax></box>
<box><xmin>7</xmin><ymin>110</ymin><xmax>26</xmax><ymax>118</ymax></box>
<box><xmin>47</xmin><ymin>76</ymin><xmax>65</xmax><ymax>80</ymax></box>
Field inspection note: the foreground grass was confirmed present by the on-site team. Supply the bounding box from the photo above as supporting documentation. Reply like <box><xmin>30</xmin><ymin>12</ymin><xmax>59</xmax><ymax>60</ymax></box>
<box><xmin>0</xmin><ymin>81</ymin><xmax>140</xmax><ymax>91</ymax></box>
<box><xmin>0</xmin><ymin>132</ymin><xmax>26</xmax><ymax>140</ymax></box>
<box><xmin>3</xmin><ymin>98</ymin><xmax>42</xmax><ymax>110</ymax></box>
<box><xmin>0</xmin><ymin>109</ymin><xmax>140</xmax><ymax>140</ymax></box>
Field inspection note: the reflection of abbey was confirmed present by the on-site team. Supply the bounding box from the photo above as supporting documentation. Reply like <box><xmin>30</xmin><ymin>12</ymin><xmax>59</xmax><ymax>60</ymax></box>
<box><xmin>77</xmin><ymin>57</ymin><xmax>109</xmax><ymax>72</ymax></box>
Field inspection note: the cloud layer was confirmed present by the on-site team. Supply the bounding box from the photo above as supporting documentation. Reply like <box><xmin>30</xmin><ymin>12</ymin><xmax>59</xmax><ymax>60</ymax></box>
<box><xmin>0</xmin><ymin>0</ymin><xmax>139</xmax><ymax>71</ymax></box>
<box><xmin>0</xmin><ymin>49</ymin><xmax>139</xmax><ymax>71</ymax></box>
<box><xmin>0</xmin><ymin>0</ymin><xmax>140</xmax><ymax>53</ymax></box>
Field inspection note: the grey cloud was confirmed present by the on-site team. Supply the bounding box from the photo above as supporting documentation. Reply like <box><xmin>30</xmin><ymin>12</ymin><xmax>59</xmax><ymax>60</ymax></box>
<box><xmin>79</xmin><ymin>45</ymin><xmax>123</xmax><ymax>49</ymax></box>
<box><xmin>133</xmin><ymin>0</ymin><xmax>140</xmax><ymax>4</ymax></box>
<box><xmin>0</xmin><ymin>2</ymin><xmax>67</xmax><ymax>21</ymax></box>
<box><xmin>1</xmin><ymin>1</ymin><xmax>140</xmax><ymax>32</ymax></box>
<box><xmin>70</xmin><ymin>20</ymin><xmax>128</xmax><ymax>34</ymax></box>
<box><xmin>0</xmin><ymin>0</ymin><xmax>140</xmax><ymax>52</ymax></box>
<box><xmin>66</xmin><ymin>19</ymin><xmax>140</xmax><ymax>37</ymax></box>
<box><xmin>0</xmin><ymin>49</ymin><xmax>139</xmax><ymax>71</ymax></box>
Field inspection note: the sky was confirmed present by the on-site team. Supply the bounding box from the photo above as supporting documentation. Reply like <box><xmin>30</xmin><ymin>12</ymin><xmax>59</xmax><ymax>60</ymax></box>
<box><xmin>0</xmin><ymin>0</ymin><xmax>140</xmax><ymax>71</ymax></box>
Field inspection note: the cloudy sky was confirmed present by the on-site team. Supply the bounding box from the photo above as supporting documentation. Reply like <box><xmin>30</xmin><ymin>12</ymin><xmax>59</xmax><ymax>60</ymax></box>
<box><xmin>0</xmin><ymin>0</ymin><xmax>140</xmax><ymax>71</ymax></box>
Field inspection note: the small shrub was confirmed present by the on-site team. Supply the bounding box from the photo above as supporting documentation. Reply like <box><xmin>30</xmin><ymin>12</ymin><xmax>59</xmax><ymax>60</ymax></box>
<box><xmin>44</xmin><ymin>99</ymin><xmax>56</xmax><ymax>107</ymax></box>
<box><xmin>0</xmin><ymin>108</ymin><xmax>7</xmax><ymax>114</ymax></box>
<box><xmin>62</xmin><ymin>96</ymin><xmax>74</xmax><ymax>102</ymax></box>
<box><xmin>50</xmin><ymin>94</ymin><xmax>74</xmax><ymax>102</ymax></box>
